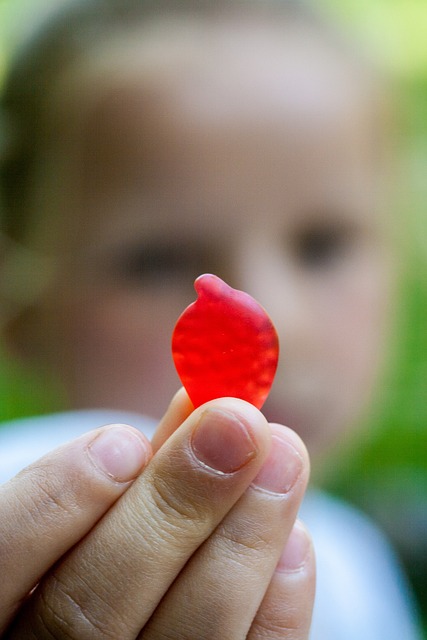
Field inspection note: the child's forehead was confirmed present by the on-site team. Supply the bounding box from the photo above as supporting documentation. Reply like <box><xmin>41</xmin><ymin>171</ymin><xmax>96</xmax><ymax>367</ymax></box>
<box><xmin>59</xmin><ymin>47</ymin><xmax>374</xmax><ymax>194</ymax></box>
<box><xmin>37</xmin><ymin>14</ymin><xmax>381</xmax><ymax>243</ymax></box>
<box><xmin>54</xmin><ymin>14</ymin><xmax>373</xmax><ymax>136</ymax></box>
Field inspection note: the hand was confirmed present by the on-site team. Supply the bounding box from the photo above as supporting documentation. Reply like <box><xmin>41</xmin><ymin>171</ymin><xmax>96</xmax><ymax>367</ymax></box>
<box><xmin>2</xmin><ymin>391</ymin><xmax>315</xmax><ymax>639</ymax></box>
<box><xmin>0</xmin><ymin>422</ymin><xmax>152</xmax><ymax>635</ymax></box>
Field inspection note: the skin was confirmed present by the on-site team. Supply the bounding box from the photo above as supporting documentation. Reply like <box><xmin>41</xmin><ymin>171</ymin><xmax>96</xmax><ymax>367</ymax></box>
<box><xmin>1</xmin><ymin>12</ymin><xmax>392</xmax><ymax>637</ymax></box>
<box><xmin>1</xmin><ymin>393</ymin><xmax>314</xmax><ymax>638</ymax></box>
<box><xmin>18</xmin><ymin>17</ymin><xmax>391</xmax><ymax>457</ymax></box>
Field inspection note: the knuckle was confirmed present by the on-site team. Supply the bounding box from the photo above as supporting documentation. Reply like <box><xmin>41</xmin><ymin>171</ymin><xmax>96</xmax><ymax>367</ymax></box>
<box><xmin>34</xmin><ymin>573</ymin><xmax>119</xmax><ymax>640</ymax></box>
<box><xmin>253</xmin><ymin>604</ymin><xmax>305</xmax><ymax>638</ymax></box>
<box><xmin>219</xmin><ymin>518</ymin><xmax>274</xmax><ymax>563</ymax></box>
<box><xmin>20</xmin><ymin>465</ymin><xmax>78</xmax><ymax>525</ymax></box>
<box><xmin>147</xmin><ymin>473</ymin><xmax>212</xmax><ymax>539</ymax></box>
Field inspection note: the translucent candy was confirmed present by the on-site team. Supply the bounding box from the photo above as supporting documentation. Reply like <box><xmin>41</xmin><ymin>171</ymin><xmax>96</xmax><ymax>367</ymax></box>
<box><xmin>172</xmin><ymin>274</ymin><xmax>279</xmax><ymax>409</ymax></box>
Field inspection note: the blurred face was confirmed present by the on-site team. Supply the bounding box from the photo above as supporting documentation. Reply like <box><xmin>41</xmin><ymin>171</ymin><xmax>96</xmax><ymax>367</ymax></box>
<box><xmin>25</xmin><ymin>16</ymin><xmax>391</xmax><ymax>456</ymax></box>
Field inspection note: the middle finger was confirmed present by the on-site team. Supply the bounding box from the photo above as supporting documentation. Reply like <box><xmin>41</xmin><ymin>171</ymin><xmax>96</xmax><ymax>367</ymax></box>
<box><xmin>142</xmin><ymin>424</ymin><xmax>309</xmax><ymax>640</ymax></box>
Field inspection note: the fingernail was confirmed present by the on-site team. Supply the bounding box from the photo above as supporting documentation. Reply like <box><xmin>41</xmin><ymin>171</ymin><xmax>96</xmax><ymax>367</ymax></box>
<box><xmin>252</xmin><ymin>434</ymin><xmax>302</xmax><ymax>494</ymax></box>
<box><xmin>88</xmin><ymin>425</ymin><xmax>150</xmax><ymax>483</ymax></box>
<box><xmin>191</xmin><ymin>409</ymin><xmax>258</xmax><ymax>474</ymax></box>
<box><xmin>276</xmin><ymin>522</ymin><xmax>311</xmax><ymax>572</ymax></box>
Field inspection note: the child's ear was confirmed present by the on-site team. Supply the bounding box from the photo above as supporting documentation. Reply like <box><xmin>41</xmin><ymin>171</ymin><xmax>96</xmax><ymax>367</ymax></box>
<box><xmin>0</xmin><ymin>243</ymin><xmax>56</xmax><ymax>364</ymax></box>
<box><xmin>1</xmin><ymin>305</ymin><xmax>48</xmax><ymax>365</ymax></box>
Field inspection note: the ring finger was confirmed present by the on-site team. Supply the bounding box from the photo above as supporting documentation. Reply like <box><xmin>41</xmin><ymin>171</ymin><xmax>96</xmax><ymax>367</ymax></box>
<box><xmin>142</xmin><ymin>424</ymin><xmax>310</xmax><ymax>640</ymax></box>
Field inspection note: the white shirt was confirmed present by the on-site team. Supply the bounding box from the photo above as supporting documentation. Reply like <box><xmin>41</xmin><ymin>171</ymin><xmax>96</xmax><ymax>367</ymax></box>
<box><xmin>0</xmin><ymin>411</ymin><xmax>422</xmax><ymax>639</ymax></box>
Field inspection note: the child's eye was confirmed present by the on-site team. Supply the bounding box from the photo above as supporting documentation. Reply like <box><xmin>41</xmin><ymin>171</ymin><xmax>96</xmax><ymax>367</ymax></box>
<box><xmin>292</xmin><ymin>222</ymin><xmax>355</xmax><ymax>269</ymax></box>
<box><xmin>111</xmin><ymin>241</ymin><xmax>213</xmax><ymax>286</ymax></box>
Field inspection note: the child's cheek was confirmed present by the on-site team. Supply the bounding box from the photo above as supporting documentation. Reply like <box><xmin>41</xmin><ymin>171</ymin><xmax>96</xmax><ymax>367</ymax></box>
<box><xmin>55</xmin><ymin>290</ymin><xmax>182</xmax><ymax>416</ymax></box>
<box><xmin>321</xmin><ymin>261</ymin><xmax>391</xmax><ymax>401</ymax></box>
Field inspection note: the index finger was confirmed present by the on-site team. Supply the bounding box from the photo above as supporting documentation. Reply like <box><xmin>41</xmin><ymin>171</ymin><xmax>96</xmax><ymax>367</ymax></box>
<box><xmin>0</xmin><ymin>424</ymin><xmax>151</xmax><ymax>634</ymax></box>
<box><xmin>151</xmin><ymin>387</ymin><xmax>194</xmax><ymax>453</ymax></box>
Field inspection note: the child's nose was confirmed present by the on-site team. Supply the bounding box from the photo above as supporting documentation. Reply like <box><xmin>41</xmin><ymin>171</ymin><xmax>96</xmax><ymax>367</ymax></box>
<box><xmin>232</xmin><ymin>250</ymin><xmax>313</xmax><ymax>356</ymax></box>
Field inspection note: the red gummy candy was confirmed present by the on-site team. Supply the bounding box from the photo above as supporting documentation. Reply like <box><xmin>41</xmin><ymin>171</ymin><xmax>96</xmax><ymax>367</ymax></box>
<box><xmin>172</xmin><ymin>274</ymin><xmax>279</xmax><ymax>409</ymax></box>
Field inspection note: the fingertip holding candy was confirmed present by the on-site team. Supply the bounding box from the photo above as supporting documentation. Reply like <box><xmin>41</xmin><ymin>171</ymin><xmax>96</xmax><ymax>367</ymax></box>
<box><xmin>172</xmin><ymin>274</ymin><xmax>279</xmax><ymax>409</ymax></box>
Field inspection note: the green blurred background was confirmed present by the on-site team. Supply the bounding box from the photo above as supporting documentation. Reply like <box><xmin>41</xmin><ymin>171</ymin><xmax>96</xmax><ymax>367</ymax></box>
<box><xmin>0</xmin><ymin>0</ymin><xmax>426</xmax><ymax>632</ymax></box>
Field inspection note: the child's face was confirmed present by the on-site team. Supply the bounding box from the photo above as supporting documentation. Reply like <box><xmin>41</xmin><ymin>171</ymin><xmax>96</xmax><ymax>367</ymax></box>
<box><xmin>23</xmin><ymin>18</ymin><xmax>391</xmax><ymax>455</ymax></box>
